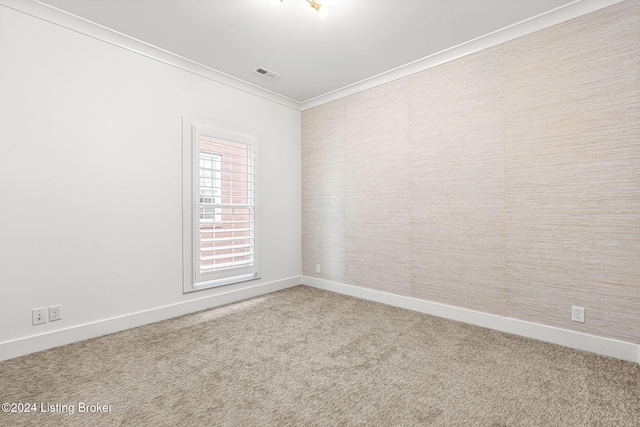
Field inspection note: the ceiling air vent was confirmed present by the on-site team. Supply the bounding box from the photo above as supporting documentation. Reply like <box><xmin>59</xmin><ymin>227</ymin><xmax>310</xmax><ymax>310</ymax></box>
<box><xmin>255</xmin><ymin>67</ymin><xmax>280</xmax><ymax>79</ymax></box>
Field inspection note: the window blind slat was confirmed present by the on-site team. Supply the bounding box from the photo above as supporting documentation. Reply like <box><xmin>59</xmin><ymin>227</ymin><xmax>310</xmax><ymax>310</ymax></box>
<box><xmin>199</xmin><ymin>227</ymin><xmax>254</xmax><ymax>233</ymax></box>
<box><xmin>200</xmin><ymin>243</ymin><xmax>254</xmax><ymax>252</ymax></box>
<box><xmin>200</xmin><ymin>260</ymin><xmax>255</xmax><ymax>271</ymax></box>
<box><xmin>200</xmin><ymin>251</ymin><xmax>255</xmax><ymax>262</ymax></box>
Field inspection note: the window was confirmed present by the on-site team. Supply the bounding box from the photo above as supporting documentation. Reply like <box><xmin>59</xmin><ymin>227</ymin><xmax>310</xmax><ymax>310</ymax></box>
<box><xmin>183</xmin><ymin>121</ymin><xmax>258</xmax><ymax>292</ymax></box>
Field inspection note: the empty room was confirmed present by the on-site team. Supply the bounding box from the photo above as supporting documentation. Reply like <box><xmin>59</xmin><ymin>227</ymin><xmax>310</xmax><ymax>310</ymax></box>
<box><xmin>0</xmin><ymin>0</ymin><xmax>638</xmax><ymax>425</ymax></box>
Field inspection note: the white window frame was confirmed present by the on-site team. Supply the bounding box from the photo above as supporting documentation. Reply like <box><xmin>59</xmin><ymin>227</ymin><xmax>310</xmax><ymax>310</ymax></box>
<box><xmin>182</xmin><ymin>118</ymin><xmax>259</xmax><ymax>293</ymax></box>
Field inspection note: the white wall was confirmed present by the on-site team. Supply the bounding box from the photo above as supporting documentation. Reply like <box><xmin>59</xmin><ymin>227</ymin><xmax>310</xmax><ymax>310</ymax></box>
<box><xmin>0</xmin><ymin>4</ymin><xmax>301</xmax><ymax>358</ymax></box>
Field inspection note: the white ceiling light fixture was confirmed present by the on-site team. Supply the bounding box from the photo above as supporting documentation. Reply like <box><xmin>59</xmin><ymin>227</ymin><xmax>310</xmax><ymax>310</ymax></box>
<box><xmin>270</xmin><ymin>0</ymin><xmax>329</xmax><ymax>19</ymax></box>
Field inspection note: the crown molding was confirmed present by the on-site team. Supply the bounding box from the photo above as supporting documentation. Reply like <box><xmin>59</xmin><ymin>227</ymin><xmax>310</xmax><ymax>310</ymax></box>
<box><xmin>0</xmin><ymin>0</ymin><xmax>301</xmax><ymax>111</ymax></box>
<box><xmin>300</xmin><ymin>0</ymin><xmax>624</xmax><ymax>110</ymax></box>
<box><xmin>0</xmin><ymin>0</ymin><xmax>624</xmax><ymax>112</ymax></box>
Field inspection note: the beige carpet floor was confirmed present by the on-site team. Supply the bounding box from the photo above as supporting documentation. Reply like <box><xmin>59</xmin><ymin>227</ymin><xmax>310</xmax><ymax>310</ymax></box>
<box><xmin>1</xmin><ymin>285</ymin><xmax>638</xmax><ymax>426</ymax></box>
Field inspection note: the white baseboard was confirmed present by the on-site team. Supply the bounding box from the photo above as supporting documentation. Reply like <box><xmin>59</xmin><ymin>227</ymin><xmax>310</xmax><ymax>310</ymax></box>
<box><xmin>5</xmin><ymin>275</ymin><xmax>637</xmax><ymax>365</ymax></box>
<box><xmin>302</xmin><ymin>276</ymin><xmax>640</xmax><ymax>365</ymax></box>
<box><xmin>0</xmin><ymin>276</ymin><xmax>301</xmax><ymax>362</ymax></box>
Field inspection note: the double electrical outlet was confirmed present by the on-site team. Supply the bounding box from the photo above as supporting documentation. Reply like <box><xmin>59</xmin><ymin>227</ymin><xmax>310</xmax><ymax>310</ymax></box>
<box><xmin>32</xmin><ymin>305</ymin><xmax>62</xmax><ymax>325</ymax></box>
<box><xmin>571</xmin><ymin>306</ymin><xmax>585</xmax><ymax>323</ymax></box>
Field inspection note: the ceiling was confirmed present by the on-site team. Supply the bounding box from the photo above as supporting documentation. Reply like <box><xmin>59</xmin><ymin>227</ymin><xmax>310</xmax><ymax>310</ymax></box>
<box><xmin>36</xmin><ymin>0</ymin><xmax>580</xmax><ymax>104</ymax></box>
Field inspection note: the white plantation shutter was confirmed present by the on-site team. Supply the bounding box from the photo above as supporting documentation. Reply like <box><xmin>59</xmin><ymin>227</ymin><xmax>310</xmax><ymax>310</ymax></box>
<box><xmin>184</xmin><ymin>122</ymin><xmax>258</xmax><ymax>291</ymax></box>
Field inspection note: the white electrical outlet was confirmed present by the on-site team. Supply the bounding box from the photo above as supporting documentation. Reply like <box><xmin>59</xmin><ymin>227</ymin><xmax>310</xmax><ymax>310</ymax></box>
<box><xmin>49</xmin><ymin>305</ymin><xmax>62</xmax><ymax>322</ymax></box>
<box><xmin>572</xmin><ymin>306</ymin><xmax>585</xmax><ymax>323</ymax></box>
<box><xmin>32</xmin><ymin>307</ymin><xmax>47</xmax><ymax>325</ymax></box>
<box><xmin>315</xmin><ymin>264</ymin><xmax>321</xmax><ymax>274</ymax></box>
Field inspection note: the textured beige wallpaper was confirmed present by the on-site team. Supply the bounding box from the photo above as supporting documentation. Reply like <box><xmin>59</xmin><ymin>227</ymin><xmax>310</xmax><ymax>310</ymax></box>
<box><xmin>345</xmin><ymin>79</ymin><xmax>412</xmax><ymax>295</ymax></box>
<box><xmin>502</xmin><ymin>1</ymin><xmax>640</xmax><ymax>341</ymax></box>
<box><xmin>408</xmin><ymin>48</ymin><xmax>506</xmax><ymax>314</ymax></box>
<box><xmin>301</xmin><ymin>0</ymin><xmax>639</xmax><ymax>343</ymax></box>
<box><xmin>302</xmin><ymin>100</ymin><xmax>347</xmax><ymax>283</ymax></box>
